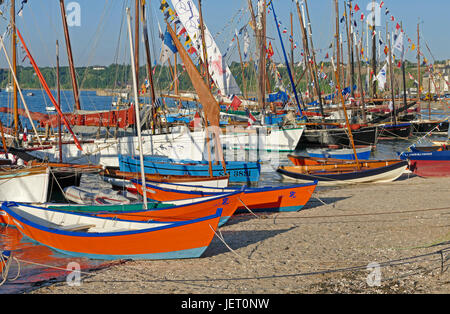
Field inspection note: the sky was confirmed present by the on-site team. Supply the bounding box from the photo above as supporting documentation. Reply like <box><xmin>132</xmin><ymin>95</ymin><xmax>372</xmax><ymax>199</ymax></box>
<box><xmin>0</xmin><ymin>0</ymin><xmax>449</xmax><ymax>70</ymax></box>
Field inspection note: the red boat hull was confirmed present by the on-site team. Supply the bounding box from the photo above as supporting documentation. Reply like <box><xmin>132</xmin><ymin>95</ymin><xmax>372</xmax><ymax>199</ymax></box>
<box><xmin>408</xmin><ymin>160</ymin><xmax>450</xmax><ymax>177</ymax></box>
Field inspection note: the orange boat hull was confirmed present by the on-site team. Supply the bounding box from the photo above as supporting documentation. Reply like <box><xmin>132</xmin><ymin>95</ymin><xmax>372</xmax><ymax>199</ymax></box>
<box><xmin>1</xmin><ymin>202</ymin><xmax>222</xmax><ymax>260</ymax></box>
<box><xmin>133</xmin><ymin>181</ymin><xmax>318</xmax><ymax>212</ymax></box>
<box><xmin>94</xmin><ymin>192</ymin><xmax>242</xmax><ymax>226</ymax></box>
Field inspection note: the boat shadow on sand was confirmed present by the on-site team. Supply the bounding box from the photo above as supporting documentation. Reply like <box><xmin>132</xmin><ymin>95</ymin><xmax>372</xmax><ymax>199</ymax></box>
<box><xmin>202</xmin><ymin>227</ymin><xmax>295</xmax><ymax>258</ymax></box>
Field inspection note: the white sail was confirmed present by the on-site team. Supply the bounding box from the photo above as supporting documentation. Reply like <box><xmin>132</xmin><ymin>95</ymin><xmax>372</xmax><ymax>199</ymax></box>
<box><xmin>169</xmin><ymin>0</ymin><xmax>242</xmax><ymax>97</ymax></box>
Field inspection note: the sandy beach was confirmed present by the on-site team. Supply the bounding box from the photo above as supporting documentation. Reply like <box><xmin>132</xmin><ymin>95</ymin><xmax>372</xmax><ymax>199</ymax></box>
<box><xmin>26</xmin><ymin>173</ymin><xmax>450</xmax><ymax>295</ymax></box>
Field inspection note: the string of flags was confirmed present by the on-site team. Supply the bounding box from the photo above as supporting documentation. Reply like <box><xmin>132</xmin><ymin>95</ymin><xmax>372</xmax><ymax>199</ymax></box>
<box><xmin>159</xmin><ymin>0</ymin><xmax>201</xmax><ymax>65</ymax></box>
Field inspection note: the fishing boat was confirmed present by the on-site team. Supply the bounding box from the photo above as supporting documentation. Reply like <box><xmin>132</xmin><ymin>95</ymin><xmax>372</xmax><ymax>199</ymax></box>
<box><xmin>118</xmin><ymin>155</ymin><xmax>261</xmax><ymax>184</ymax></box>
<box><xmin>0</xmin><ymin>162</ymin><xmax>102</xmax><ymax>204</ymax></box>
<box><xmin>0</xmin><ymin>166</ymin><xmax>50</xmax><ymax>203</ymax></box>
<box><xmin>305</xmin><ymin>145</ymin><xmax>372</xmax><ymax>160</ymax></box>
<box><xmin>277</xmin><ymin>159</ymin><xmax>408</xmax><ymax>186</ymax></box>
<box><xmin>102</xmin><ymin>168</ymin><xmax>230</xmax><ymax>189</ymax></box>
<box><xmin>130</xmin><ymin>180</ymin><xmax>318</xmax><ymax>213</ymax></box>
<box><xmin>399</xmin><ymin>145</ymin><xmax>450</xmax><ymax>177</ymax></box>
<box><xmin>377</xmin><ymin>122</ymin><xmax>412</xmax><ymax>139</ymax></box>
<box><xmin>46</xmin><ymin>190</ymin><xmax>243</xmax><ymax>227</ymax></box>
<box><xmin>0</xmin><ymin>201</ymin><xmax>222</xmax><ymax>260</ymax></box>
<box><xmin>296</xmin><ymin>125</ymin><xmax>379</xmax><ymax>149</ymax></box>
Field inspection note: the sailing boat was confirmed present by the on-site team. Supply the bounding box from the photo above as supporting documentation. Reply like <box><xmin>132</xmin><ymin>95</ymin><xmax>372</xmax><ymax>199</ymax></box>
<box><xmin>277</xmin><ymin>0</ymin><xmax>407</xmax><ymax>186</ymax></box>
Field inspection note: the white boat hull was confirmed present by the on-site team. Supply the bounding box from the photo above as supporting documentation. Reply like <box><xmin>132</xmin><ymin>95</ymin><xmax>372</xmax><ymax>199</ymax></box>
<box><xmin>29</xmin><ymin>126</ymin><xmax>304</xmax><ymax>167</ymax></box>
<box><xmin>0</xmin><ymin>167</ymin><xmax>50</xmax><ymax>203</ymax></box>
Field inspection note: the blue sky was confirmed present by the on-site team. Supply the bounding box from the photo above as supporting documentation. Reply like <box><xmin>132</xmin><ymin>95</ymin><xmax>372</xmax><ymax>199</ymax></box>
<box><xmin>0</xmin><ymin>0</ymin><xmax>448</xmax><ymax>69</ymax></box>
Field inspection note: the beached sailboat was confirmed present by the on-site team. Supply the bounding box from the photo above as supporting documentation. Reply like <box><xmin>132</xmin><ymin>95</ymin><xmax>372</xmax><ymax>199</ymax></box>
<box><xmin>46</xmin><ymin>190</ymin><xmax>243</xmax><ymax>227</ymax></box>
<box><xmin>0</xmin><ymin>201</ymin><xmax>223</xmax><ymax>260</ymax></box>
<box><xmin>130</xmin><ymin>180</ymin><xmax>318</xmax><ymax>213</ymax></box>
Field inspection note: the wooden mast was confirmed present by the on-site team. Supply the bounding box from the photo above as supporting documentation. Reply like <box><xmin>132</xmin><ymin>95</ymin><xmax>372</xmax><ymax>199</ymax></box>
<box><xmin>198</xmin><ymin>0</ymin><xmax>211</xmax><ymax>87</ymax></box>
<box><xmin>387</xmin><ymin>30</ymin><xmax>397</xmax><ymax>125</ymax></box>
<box><xmin>56</xmin><ymin>40</ymin><xmax>63</xmax><ymax>163</ymax></box>
<box><xmin>11</xmin><ymin>0</ymin><xmax>19</xmax><ymax>139</ymax></box>
<box><xmin>345</xmin><ymin>1</ymin><xmax>355</xmax><ymax>98</ymax></box>
<box><xmin>126</xmin><ymin>7</ymin><xmax>147</xmax><ymax>210</ymax></box>
<box><xmin>59</xmin><ymin>0</ymin><xmax>81</xmax><ymax>111</ymax></box>
<box><xmin>417</xmin><ymin>21</ymin><xmax>421</xmax><ymax>111</ymax></box>
<box><xmin>355</xmin><ymin>38</ymin><xmax>367</xmax><ymax>123</ymax></box>
<box><xmin>197</xmin><ymin>0</ymin><xmax>214</xmax><ymax>177</ymax></box>
<box><xmin>140</xmin><ymin>1</ymin><xmax>158</xmax><ymax>134</ymax></box>
<box><xmin>334</xmin><ymin>0</ymin><xmax>360</xmax><ymax>168</ymax></box>
<box><xmin>371</xmin><ymin>0</ymin><xmax>377</xmax><ymax>99</ymax></box>
<box><xmin>304</xmin><ymin>0</ymin><xmax>324</xmax><ymax>109</ymax></box>
<box><xmin>134</xmin><ymin>0</ymin><xmax>140</xmax><ymax>90</ymax></box>
<box><xmin>290</xmin><ymin>12</ymin><xmax>294</xmax><ymax>72</ymax></box>
<box><xmin>400</xmin><ymin>22</ymin><xmax>407</xmax><ymax>108</ymax></box>
<box><xmin>235</xmin><ymin>33</ymin><xmax>247</xmax><ymax>99</ymax></box>
<box><xmin>295</xmin><ymin>0</ymin><xmax>324</xmax><ymax>120</ymax></box>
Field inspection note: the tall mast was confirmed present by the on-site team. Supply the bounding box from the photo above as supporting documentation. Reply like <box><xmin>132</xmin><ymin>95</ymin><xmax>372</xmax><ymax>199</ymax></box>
<box><xmin>355</xmin><ymin>38</ymin><xmax>367</xmax><ymax>123</ymax></box>
<box><xmin>198</xmin><ymin>0</ymin><xmax>211</xmax><ymax>88</ymax></box>
<box><xmin>235</xmin><ymin>33</ymin><xmax>247</xmax><ymax>99</ymax></box>
<box><xmin>334</xmin><ymin>0</ymin><xmax>359</xmax><ymax>168</ymax></box>
<box><xmin>387</xmin><ymin>31</ymin><xmax>397</xmax><ymax>125</ymax></box>
<box><xmin>134</xmin><ymin>0</ymin><xmax>140</xmax><ymax>89</ymax></box>
<box><xmin>417</xmin><ymin>21</ymin><xmax>421</xmax><ymax>112</ymax></box>
<box><xmin>270</xmin><ymin>0</ymin><xmax>303</xmax><ymax>116</ymax></box>
<box><xmin>11</xmin><ymin>0</ymin><xmax>19</xmax><ymax>139</ymax></box>
<box><xmin>295</xmin><ymin>0</ymin><xmax>322</xmax><ymax>119</ymax></box>
<box><xmin>59</xmin><ymin>0</ymin><xmax>81</xmax><ymax>111</ymax></box>
<box><xmin>140</xmin><ymin>1</ymin><xmax>158</xmax><ymax>134</ymax></box>
<box><xmin>197</xmin><ymin>0</ymin><xmax>214</xmax><ymax>176</ymax></box>
<box><xmin>126</xmin><ymin>8</ymin><xmax>147</xmax><ymax>210</ymax></box>
<box><xmin>334</xmin><ymin>0</ymin><xmax>342</xmax><ymax>88</ymax></box>
<box><xmin>303</xmin><ymin>0</ymin><xmax>324</xmax><ymax>117</ymax></box>
<box><xmin>56</xmin><ymin>40</ymin><xmax>62</xmax><ymax>163</ymax></box>
<box><xmin>259</xmin><ymin>0</ymin><xmax>267</xmax><ymax>117</ymax></box>
<box><xmin>371</xmin><ymin>0</ymin><xmax>377</xmax><ymax>99</ymax></box>
<box><xmin>290</xmin><ymin>12</ymin><xmax>294</xmax><ymax>71</ymax></box>
<box><xmin>400</xmin><ymin>22</ymin><xmax>407</xmax><ymax>108</ymax></box>
<box><xmin>345</xmin><ymin>1</ymin><xmax>355</xmax><ymax>98</ymax></box>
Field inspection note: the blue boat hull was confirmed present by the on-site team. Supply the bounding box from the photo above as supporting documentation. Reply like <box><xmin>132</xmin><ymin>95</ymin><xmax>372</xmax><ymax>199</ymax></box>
<box><xmin>119</xmin><ymin>155</ymin><xmax>261</xmax><ymax>183</ymax></box>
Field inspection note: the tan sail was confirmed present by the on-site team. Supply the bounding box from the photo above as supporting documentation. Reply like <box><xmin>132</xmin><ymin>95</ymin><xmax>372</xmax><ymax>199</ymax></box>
<box><xmin>165</xmin><ymin>22</ymin><xmax>226</xmax><ymax>170</ymax></box>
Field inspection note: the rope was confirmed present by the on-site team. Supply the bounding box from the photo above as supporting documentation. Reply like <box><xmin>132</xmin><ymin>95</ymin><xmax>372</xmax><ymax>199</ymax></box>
<box><xmin>209</xmin><ymin>224</ymin><xmax>247</xmax><ymax>262</ymax></box>
<box><xmin>0</xmin><ymin>252</ymin><xmax>21</xmax><ymax>287</ymax></box>
<box><xmin>238</xmin><ymin>197</ymin><xmax>260</xmax><ymax>219</ymax></box>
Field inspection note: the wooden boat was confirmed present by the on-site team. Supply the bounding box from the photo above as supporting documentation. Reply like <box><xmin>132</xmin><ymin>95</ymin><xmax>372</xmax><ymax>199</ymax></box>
<box><xmin>399</xmin><ymin>145</ymin><xmax>450</xmax><ymax>177</ymax></box>
<box><xmin>0</xmin><ymin>166</ymin><xmax>50</xmax><ymax>203</ymax></box>
<box><xmin>63</xmin><ymin>186</ymin><xmax>133</xmax><ymax>205</ymax></box>
<box><xmin>277</xmin><ymin>160</ymin><xmax>408</xmax><ymax>186</ymax></box>
<box><xmin>297</xmin><ymin>125</ymin><xmax>378</xmax><ymax>149</ymax></box>
<box><xmin>305</xmin><ymin>146</ymin><xmax>372</xmax><ymax>160</ymax></box>
<box><xmin>287</xmin><ymin>154</ymin><xmax>371</xmax><ymax>166</ymax></box>
<box><xmin>119</xmin><ymin>155</ymin><xmax>261</xmax><ymax>184</ymax></box>
<box><xmin>130</xmin><ymin>180</ymin><xmax>318</xmax><ymax>213</ymax></box>
<box><xmin>45</xmin><ymin>190</ymin><xmax>243</xmax><ymax>227</ymax></box>
<box><xmin>102</xmin><ymin>168</ymin><xmax>230</xmax><ymax>189</ymax></box>
<box><xmin>410</xmin><ymin>120</ymin><xmax>449</xmax><ymax>134</ymax></box>
<box><xmin>0</xmin><ymin>201</ymin><xmax>222</xmax><ymax>260</ymax></box>
<box><xmin>377</xmin><ymin>123</ymin><xmax>412</xmax><ymax>139</ymax></box>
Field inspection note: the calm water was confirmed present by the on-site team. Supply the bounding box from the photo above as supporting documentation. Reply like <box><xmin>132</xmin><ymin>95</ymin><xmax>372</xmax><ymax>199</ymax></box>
<box><xmin>0</xmin><ymin>90</ymin><xmax>448</xmax><ymax>293</ymax></box>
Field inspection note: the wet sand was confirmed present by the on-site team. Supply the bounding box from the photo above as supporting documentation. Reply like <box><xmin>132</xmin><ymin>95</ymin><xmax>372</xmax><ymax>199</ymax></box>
<box><xmin>30</xmin><ymin>174</ymin><xmax>450</xmax><ymax>294</ymax></box>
